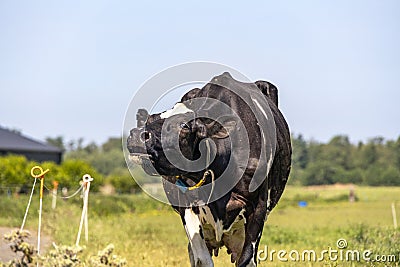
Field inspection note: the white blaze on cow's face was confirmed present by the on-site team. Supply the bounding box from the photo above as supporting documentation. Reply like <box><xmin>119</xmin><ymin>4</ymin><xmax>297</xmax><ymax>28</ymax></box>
<box><xmin>160</xmin><ymin>103</ymin><xmax>194</xmax><ymax>119</ymax></box>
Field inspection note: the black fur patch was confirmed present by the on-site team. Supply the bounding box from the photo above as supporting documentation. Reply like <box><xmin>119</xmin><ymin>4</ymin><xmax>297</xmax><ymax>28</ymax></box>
<box><xmin>199</xmin><ymin>226</ymin><xmax>204</xmax><ymax>239</ymax></box>
<box><xmin>192</xmin><ymin>206</ymin><xmax>200</xmax><ymax>215</ymax></box>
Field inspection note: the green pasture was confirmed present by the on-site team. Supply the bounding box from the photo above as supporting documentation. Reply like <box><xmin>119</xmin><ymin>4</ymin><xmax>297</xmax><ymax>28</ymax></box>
<box><xmin>1</xmin><ymin>186</ymin><xmax>399</xmax><ymax>266</ymax></box>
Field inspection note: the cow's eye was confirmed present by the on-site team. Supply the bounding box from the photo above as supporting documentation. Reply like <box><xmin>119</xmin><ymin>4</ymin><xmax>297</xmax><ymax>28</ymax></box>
<box><xmin>140</xmin><ymin>131</ymin><xmax>151</xmax><ymax>142</ymax></box>
<box><xmin>180</xmin><ymin>122</ymin><xmax>190</xmax><ymax>130</ymax></box>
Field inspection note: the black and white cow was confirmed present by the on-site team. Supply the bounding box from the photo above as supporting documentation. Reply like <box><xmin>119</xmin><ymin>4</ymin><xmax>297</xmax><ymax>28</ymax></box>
<box><xmin>127</xmin><ymin>72</ymin><xmax>291</xmax><ymax>267</ymax></box>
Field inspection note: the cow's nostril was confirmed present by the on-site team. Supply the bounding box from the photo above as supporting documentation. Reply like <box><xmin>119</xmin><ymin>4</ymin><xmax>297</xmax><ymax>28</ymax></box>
<box><xmin>140</xmin><ymin>131</ymin><xmax>151</xmax><ymax>142</ymax></box>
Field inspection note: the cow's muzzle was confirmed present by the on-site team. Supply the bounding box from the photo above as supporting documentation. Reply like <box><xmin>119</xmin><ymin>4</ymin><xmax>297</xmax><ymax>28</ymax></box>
<box><xmin>127</xmin><ymin>127</ymin><xmax>160</xmax><ymax>176</ymax></box>
<box><xmin>129</xmin><ymin>153</ymin><xmax>159</xmax><ymax>176</ymax></box>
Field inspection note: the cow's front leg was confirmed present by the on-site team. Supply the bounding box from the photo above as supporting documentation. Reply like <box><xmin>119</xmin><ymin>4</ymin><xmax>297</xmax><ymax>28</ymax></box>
<box><xmin>236</xmin><ymin>201</ymin><xmax>268</xmax><ymax>267</ymax></box>
<box><xmin>182</xmin><ymin>208</ymin><xmax>214</xmax><ymax>267</ymax></box>
<box><xmin>188</xmin><ymin>242</ymin><xmax>195</xmax><ymax>266</ymax></box>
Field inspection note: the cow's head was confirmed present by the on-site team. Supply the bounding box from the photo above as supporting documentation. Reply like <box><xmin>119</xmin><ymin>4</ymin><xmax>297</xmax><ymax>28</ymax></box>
<box><xmin>127</xmin><ymin>100</ymin><xmax>237</xmax><ymax>178</ymax></box>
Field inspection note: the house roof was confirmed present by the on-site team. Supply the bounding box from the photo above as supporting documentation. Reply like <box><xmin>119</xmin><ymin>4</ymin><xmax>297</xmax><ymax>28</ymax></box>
<box><xmin>0</xmin><ymin>126</ymin><xmax>62</xmax><ymax>153</ymax></box>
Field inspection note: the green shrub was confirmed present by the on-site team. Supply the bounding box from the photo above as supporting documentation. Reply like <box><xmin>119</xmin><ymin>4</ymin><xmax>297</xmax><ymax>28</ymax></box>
<box><xmin>105</xmin><ymin>168</ymin><xmax>139</xmax><ymax>194</ymax></box>
<box><xmin>0</xmin><ymin>155</ymin><xmax>105</xmax><ymax>194</ymax></box>
<box><xmin>54</xmin><ymin>159</ymin><xmax>103</xmax><ymax>191</ymax></box>
<box><xmin>0</xmin><ymin>155</ymin><xmax>31</xmax><ymax>188</ymax></box>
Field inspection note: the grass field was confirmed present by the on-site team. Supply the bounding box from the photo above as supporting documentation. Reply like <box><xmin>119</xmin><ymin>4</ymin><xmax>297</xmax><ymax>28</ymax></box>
<box><xmin>1</xmin><ymin>185</ymin><xmax>399</xmax><ymax>266</ymax></box>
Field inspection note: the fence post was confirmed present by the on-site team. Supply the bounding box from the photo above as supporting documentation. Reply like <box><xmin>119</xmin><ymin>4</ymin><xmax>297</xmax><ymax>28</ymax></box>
<box><xmin>52</xmin><ymin>180</ymin><xmax>59</xmax><ymax>210</ymax></box>
<box><xmin>76</xmin><ymin>174</ymin><xmax>93</xmax><ymax>246</ymax></box>
<box><xmin>392</xmin><ymin>202</ymin><xmax>398</xmax><ymax>229</ymax></box>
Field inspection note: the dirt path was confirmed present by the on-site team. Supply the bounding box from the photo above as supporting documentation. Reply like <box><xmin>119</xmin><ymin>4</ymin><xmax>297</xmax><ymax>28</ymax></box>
<box><xmin>0</xmin><ymin>227</ymin><xmax>52</xmax><ymax>263</ymax></box>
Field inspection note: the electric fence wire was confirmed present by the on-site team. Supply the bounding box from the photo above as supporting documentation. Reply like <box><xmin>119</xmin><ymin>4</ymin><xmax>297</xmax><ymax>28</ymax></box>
<box><xmin>43</xmin><ymin>183</ymin><xmax>84</xmax><ymax>199</ymax></box>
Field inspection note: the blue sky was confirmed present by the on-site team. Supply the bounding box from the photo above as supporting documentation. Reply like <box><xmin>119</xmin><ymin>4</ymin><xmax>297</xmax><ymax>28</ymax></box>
<box><xmin>0</xmin><ymin>1</ymin><xmax>399</xmax><ymax>145</ymax></box>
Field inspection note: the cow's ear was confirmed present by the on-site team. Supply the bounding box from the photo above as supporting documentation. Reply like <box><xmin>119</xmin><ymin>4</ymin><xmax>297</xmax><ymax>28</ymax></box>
<box><xmin>209</xmin><ymin>116</ymin><xmax>237</xmax><ymax>139</ymax></box>
<box><xmin>136</xmin><ymin>109</ymin><xmax>149</xmax><ymax>128</ymax></box>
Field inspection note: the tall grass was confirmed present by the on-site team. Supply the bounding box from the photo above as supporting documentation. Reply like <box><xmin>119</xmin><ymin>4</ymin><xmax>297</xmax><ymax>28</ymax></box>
<box><xmin>1</xmin><ymin>186</ymin><xmax>399</xmax><ymax>266</ymax></box>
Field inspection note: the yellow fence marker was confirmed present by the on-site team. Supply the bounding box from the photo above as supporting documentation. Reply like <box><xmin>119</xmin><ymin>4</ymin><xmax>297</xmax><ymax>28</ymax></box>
<box><xmin>30</xmin><ymin>166</ymin><xmax>49</xmax><ymax>256</ymax></box>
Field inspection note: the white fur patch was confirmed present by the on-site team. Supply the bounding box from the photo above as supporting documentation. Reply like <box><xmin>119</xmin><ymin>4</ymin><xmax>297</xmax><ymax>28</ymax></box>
<box><xmin>252</xmin><ymin>97</ymin><xmax>269</xmax><ymax>120</ymax></box>
<box><xmin>249</xmin><ymin>96</ymin><xmax>274</xmax><ymax>192</ymax></box>
<box><xmin>184</xmin><ymin>209</ymin><xmax>214</xmax><ymax>267</ymax></box>
<box><xmin>184</xmin><ymin>208</ymin><xmax>202</xmax><ymax>240</ymax></box>
<box><xmin>267</xmin><ymin>189</ymin><xmax>272</xmax><ymax>208</ymax></box>
<box><xmin>160</xmin><ymin>103</ymin><xmax>194</xmax><ymax>119</ymax></box>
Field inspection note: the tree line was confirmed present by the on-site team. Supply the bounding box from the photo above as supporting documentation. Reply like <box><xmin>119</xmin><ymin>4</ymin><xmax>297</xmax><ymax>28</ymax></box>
<box><xmin>1</xmin><ymin>134</ymin><xmax>399</xmax><ymax>194</ymax></box>
<box><xmin>43</xmin><ymin>134</ymin><xmax>400</xmax><ymax>187</ymax></box>
<box><xmin>290</xmin><ymin>134</ymin><xmax>400</xmax><ymax>186</ymax></box>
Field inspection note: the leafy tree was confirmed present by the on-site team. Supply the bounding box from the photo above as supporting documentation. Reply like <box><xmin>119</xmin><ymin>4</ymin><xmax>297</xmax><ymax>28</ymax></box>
<box><xmin>324</xmin><ymin>135</ymin><xmax>352</xmax><ymax>170</ymax></box>
<box><xmin>360</xmin><ymin>142</ymin><xmax>378</xmax><ymax>168</ymax></box>
<box><xmin>83</xmin><ymin>142</ymin><xmax>98</xmax><ymax>154</ymax></box>
<box><xmin>45</xmin><ymin>136</ymin><xmax>65</xmax><ymax>150</ymax></box>
<box><xmin>64</xmin><ymin>138</ymin><xmax>126</xmax><ymax>176</ymax></box>
<box><xmin>90</xmin><ymin>149</ymin><xmax>126</xmax><ymax>176</ymax></box>
<box><xmin>289</xmin><ymin>134</ymin><xmax>400</xmax><ymax>186</ymax></box>
<box><xmin>291</xmin><ymin>134</ymin><xmax>308</xmax><ymax>169</ymax></box>
<box><xmin>102</xmin><ymin>137</ymin><xmax>122</xmax><ymax>152</ymax></box>
<box><xmin>396</xmin><ymin>137</ymin><xmax>400</xmax><ymax>167</ymax></box>
<box><xmin>301</xmin><ymin>161</ymin><xmax>336</xmax><ymax>185</ymax></box>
